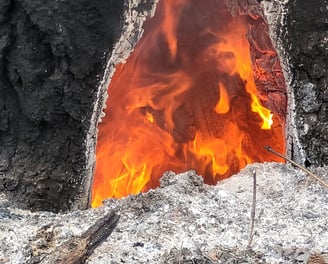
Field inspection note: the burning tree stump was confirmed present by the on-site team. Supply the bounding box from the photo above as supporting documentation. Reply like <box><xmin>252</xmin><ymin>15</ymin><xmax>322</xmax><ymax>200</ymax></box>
<box><xmin>0</xmin><ymin>0</ymin><xmax>327</xmax><ymax>212</ymax></box>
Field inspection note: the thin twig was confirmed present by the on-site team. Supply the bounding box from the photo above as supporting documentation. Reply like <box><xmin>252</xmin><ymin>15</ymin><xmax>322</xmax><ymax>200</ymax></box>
<box><xmin>247</xmin><ymin>170</ymin><xmax>257</xmax><ymax>249</ymax></box>
<box><xmin>264</xmin><ymin>146</ymin><xmax>328</xmax><ymax>189</ymax></box>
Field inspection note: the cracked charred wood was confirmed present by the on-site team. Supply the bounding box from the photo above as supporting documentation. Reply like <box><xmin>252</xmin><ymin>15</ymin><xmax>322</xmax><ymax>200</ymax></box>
<box><xmin>287</xmin><ymin>0</ymin><xmax>328</xmax><ymax>167</ymax></box>
<box><xmin>0</xmin><ymin>0</ymin><xmax>124</xmax><ymax>212</ymax></box>
<box><xmin>28</xmin><ymin>211</ymin><xmax>120</xmax><ymax>264</ymax></box>
<box><xmin>275</xmin><ymin>0</ymin><xmax>328</xmax><ymax>166</ymax></box>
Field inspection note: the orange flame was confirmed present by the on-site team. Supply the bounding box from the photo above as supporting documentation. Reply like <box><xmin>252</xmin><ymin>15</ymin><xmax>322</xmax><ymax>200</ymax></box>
<box><xmin>92</xmin><ymin>0</ymin><xmax>286</xmax><ymax>207</ymax></box>
<box><xmin>215</xmin><ymin>82</ymin><xmax>230</xmax><ymax>114</ymax></box>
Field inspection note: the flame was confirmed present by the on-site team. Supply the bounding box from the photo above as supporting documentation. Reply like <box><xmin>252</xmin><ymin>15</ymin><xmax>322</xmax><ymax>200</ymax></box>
<box><xmin>91</xmin><ymin>0</ymin><xmax>286</xmax><ymax>207</ymax></box>
<box><xmin>215</xmin><ymin>82</ymin><xmax>230</xmax><ymax>114</ymax></box>
<box><xmin>145</xmin><ymin>112</ymin><xmax>154</xmax><ymax>123</ymax></box>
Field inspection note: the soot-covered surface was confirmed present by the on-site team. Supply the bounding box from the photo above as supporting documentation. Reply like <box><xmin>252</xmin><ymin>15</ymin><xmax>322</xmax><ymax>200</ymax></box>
<box><xmin>286</xmin><ymin>0</ymin><xmax>328</xmax><ymax>166</ymax></box>
<box><xmin>0</xmin><ymin>0</ymin><xmax>123</xmax><ymax>212</ymax></box>
<box><xmin>264</xmin><ymin>0</ymin><xmax>328</xmax><ymax>166</ymax></box>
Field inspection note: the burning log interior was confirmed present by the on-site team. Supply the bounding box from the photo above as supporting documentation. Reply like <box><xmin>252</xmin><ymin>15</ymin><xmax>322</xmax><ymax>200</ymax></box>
<box><xmin>0</xmin><ymin>0</ymin><xmax>327</xmax><ymax>262</ymax></box>
<box><xmin>91</xmin><ymin>0</ymin><xmax>287</xmax><ymax>207</ymax></box>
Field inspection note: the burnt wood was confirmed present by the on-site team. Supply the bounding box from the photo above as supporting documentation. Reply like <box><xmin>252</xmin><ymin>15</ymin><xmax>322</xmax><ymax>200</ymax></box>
<box><xmin>27</xmin><ymin>211</ymin><xmax>120</xmax><ymax>264</ymax></box>
<box><xmin>0</xmin><ymin>0</ymin><xmax>124</xmax><ymax>212</ymax></box>
<box><xmin>283</xmin><ymin>0</ymin><xmax>328</xmax><ymax>166</ymax></box>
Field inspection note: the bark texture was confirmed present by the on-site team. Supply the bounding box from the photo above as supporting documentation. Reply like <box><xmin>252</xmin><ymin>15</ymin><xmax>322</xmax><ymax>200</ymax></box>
<box><xmin>286</xmin><ymin>0</ymin><xmax>328</xmax><ymax>166</ymax></box>
<box><xmin>0</xmin><ymin>0</ymin><xmax>124</xmax><ymax>212</ymax></box>
<box><xmin>273</xmin><ymin>0</ymin><xmax>328</xmax><ymax>166</ymax></box>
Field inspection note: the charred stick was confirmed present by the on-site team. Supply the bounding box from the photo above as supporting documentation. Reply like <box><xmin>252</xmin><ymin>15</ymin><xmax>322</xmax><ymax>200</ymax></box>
<box><xmin>60</xmin><ymin>211</ymin><xmax>120</xmax><ymax>264</ymax></box>
<box><xmin>28</xmin><ymin>211</ymin><xmax>120</xmax><ymax>264</ymax></box>
<box><xmin>264</xmin><ymin>146</ymin><xmax>328</xmax><ymax>189</ymax></box>
<box><xmin>82</xmin><ymin>211</ymin><xmax>120</xmax><ymax>254</ymax></box>
<box><xmin>247</xmin><ymin>170</ymin><xmax>257</xmax><ymax>248</ymax></box>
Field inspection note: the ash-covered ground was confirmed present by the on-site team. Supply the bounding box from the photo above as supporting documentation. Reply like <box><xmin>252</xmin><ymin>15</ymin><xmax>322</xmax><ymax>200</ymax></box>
<box><xmin>1</xmin><ymin>162</ymin><xmax>328</xmax><ymax>263</ymax></box>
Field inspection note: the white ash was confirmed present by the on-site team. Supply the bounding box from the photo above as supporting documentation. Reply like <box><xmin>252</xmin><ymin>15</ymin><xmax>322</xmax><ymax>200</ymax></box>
<box><xmin>1</xmin><ymin>162</ymin><xmax>328</xmax><ymax>263</ymax></box>
<box><xmin>0</xmin><ymin>197</ymin><xmax>113</xmax><ymax>264</ymax></box>
<box><xmin>88</xmin><ymin>163</ymin><xmax>328</xmax><ymax>263</ymax></box>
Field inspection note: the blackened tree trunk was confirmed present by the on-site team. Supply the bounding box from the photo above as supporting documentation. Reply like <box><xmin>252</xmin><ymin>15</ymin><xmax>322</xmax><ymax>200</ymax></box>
<box><xmin>283</xmin><ymin>0</ymin><xmax>328</xmax><ymax>166</ymax></box>
<box><xmin>263</xmin><ymin>0</ymin><xmax>328</xmax><ymax>166</ymax></box>
<box><xmin>0</xmin><ymin>0</ymin><xmax>124</xmax><ymax>212</ymax></box>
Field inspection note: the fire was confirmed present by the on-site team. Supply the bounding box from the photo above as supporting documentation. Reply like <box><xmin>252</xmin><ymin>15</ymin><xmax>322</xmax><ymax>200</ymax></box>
<box><xmin>215</xmin><ymin>82</ymin><xmax>230</xmax><ymax>114</ymax></box>
<box><xmin>91</xmin><ymin>0</ymin><xmax>286</xmax><ymax>207</ymax></box>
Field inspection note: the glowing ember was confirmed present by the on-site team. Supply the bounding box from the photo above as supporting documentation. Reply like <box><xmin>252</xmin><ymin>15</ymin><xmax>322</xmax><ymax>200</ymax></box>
<box><xmin>92</xmin><ymin>0</ymin><xmax>286</xmax><ymax>207</ymax></box>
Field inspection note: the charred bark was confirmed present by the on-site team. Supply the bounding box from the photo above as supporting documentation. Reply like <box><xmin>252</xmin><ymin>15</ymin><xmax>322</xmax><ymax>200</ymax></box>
<box><xmin>0</xmin><ymin>0</ymin><xmax>124</xmax><ymax>212</ymax></box>
<box><xmin>285</xmin><ymin>0</ymin><xmax>328</xmax><ymax>167</ymax></box>
<box><xmin>264</xmin><ymin>0</ymin><xmax>328</xmax><ymax>166</ymax></box>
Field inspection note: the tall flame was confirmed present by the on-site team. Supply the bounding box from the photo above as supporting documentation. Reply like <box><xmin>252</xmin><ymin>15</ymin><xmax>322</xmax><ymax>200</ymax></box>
<box><xmin>92</xmin><ymin>0</ymin><xmax>286</xmax><ymax>207</ymax></box>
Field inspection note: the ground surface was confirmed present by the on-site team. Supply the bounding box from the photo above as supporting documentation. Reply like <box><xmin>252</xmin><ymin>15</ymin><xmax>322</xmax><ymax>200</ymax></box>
<box><xmin>1</xmin><ymin>162</ymin><xmax>327</xmax><ymax>263</ymax></box>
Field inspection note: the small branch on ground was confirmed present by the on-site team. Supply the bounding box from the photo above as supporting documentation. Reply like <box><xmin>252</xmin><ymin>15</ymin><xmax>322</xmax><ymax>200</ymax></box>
<box><xmin>247</xmin><ymin>170</ymin><xmax>257</xmax><ymax>249</ymax></box>
<box><xmin>28</xmin><ymin>211</ymin><xmax>120</xmax><ymax>264</ymax></box>
<box><xmin>264</xmin><ymin>146</ymin><xmax>328</xmax><ymax>189</ymax></box>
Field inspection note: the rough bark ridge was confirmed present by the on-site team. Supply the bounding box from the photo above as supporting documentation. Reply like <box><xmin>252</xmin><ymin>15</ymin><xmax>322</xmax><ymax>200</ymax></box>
<box><xmin>0</xmin><ymin>0</ymin><xmax>124</xmax><ymax>212</ymax></box>
<box><xmin>283</xmin><ymin>0</ymin><xmax>328</xmax><ymax>166</ymax></box>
